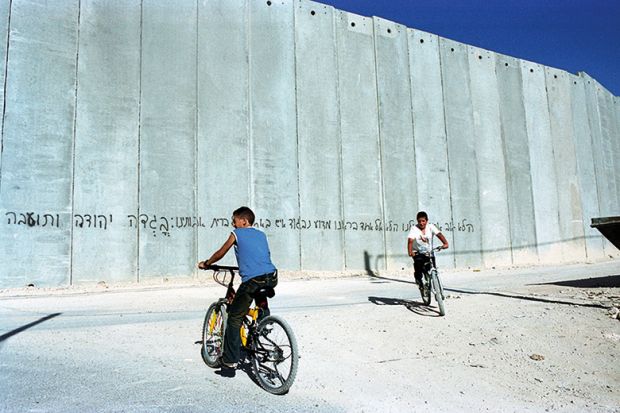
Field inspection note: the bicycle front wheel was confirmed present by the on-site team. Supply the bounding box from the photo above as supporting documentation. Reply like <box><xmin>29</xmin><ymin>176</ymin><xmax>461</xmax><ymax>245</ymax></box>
<box><xmin>431</xmin><ymin>270</ymin><xmax>446</xmax><ymax>316</ymax></box>
<box><xmin>251</xmin><ymin>315</ymin><xmax>299</xmax><ymax>395</ymax></box>
<box><xmin>201</xmin><ymin>302</ymin><xmax>227</xmax><ymax>368</ymax></box>
<box><xmin>421</xmin><ymin>273</ymin><xmax>431</xmax><ymax>306</ymax></box>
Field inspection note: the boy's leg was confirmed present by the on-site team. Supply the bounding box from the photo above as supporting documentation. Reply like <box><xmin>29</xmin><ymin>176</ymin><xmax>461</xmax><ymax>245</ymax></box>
<box><xmin>222</xmin><ymin>281</ymin><xmax>254</xmax><ymax>366</ymax></box>
<box><xmin>413</xmin><ymin>256</ymin><xmax>426</xmax><ymax>285</ymax></box>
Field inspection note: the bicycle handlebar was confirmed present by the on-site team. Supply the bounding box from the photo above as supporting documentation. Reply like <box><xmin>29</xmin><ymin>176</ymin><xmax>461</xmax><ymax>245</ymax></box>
<box><xmin>203</xmin><ymin>264</ymin><xmax>239</xmax><ymax>272</ymax></box>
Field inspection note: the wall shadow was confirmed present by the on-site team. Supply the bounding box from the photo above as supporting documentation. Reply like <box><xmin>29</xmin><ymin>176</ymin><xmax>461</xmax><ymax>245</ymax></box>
<box><xmin>0</xmin><ymin>312</ymin><xmax>62</xmax><ymax>343</ymax></box>
<box><xmin>530</xmin><ymin>274</ymin><xmax>620</xmax><ymax>288</ymax></box>
<box><xmin>448</xmin><ymin>288</ymin><xmax>608</xmax><ymax>309</ymax></box>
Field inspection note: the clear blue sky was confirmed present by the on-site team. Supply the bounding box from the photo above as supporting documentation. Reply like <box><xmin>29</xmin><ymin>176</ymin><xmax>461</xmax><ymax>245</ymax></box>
<box><xmin>318</xmin><ymin>0</ymin><xmax>620</xmax><ymax>96</ymax></box>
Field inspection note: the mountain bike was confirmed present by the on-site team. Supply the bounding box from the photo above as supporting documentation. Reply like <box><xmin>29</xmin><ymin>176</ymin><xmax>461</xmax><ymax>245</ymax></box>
<box><xmin>200</xmin><ymin>264</ymin><xmax>299</xmax><ymax>395</ymax></box>
<box><xmin>415</xmin><ymin>246</ymin><xmax>446</xmax><ymax>316</ymax></box>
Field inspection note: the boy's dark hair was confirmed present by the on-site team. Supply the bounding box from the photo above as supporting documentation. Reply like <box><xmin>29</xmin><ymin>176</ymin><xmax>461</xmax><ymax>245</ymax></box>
<box><xmin>416</xmin><ymin>211</ymin><xmax>428</xmax><ymax>220</ymax></box>
<box><xmin>233</xmin><ymin>206</ymin><xmax>255</xmax><ymax>225</ymax></box>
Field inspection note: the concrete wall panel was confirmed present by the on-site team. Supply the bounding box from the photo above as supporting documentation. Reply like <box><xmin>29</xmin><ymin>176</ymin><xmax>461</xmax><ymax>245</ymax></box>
<box><xmin>295</xmin><ymin>0</ymin><xmax>343</xmax><ymax>270</ymax></box>
<box><xmin>196</xmin><ymin>0</ymin><xmax>249</xmax><ymax>268</ymax></box>
<box><xmin>495</xmin><ymin>55</ymin><xmax>537</xmax><ymax>265</ymax></box>
<box><xmin>0</xmin><ymin>0</ymin><xmax>79</xmax><ymax>287</ymax></box>
<box><xmin>71</xmin><ymin>0</ymin><xmax>141</xmax><ymax>283</ymax></box>
<box><xmin>336</xmin><ymin>11</ymin><xmax>384</xmax><ymax>271</ymax></box>
<box><xmin>439</xmin><ymin>38</ymin><xmax>482</xmax><ymax>268</ymax></box>
<box><xmin>408</xmin><ymin>29</ymin><xmax>454</xmax><ymax>269</ymax></box>
<box><xmin>139</xmin><ymin>0</ymin><xmax>197</xmax><ymax>279</ymax></box>
<box><xmin>467</xmin><ymin>46</ymin><xmax>512</xmax><ymax>268</ymax></box>
<box><xmin>249</xmin><ymin>0</ymin><xmax>300</xmax><ymax>269</ymax></box>
<box><xmin>569</xmin><ymin>75</ymin><xmax>605</xmax><ymax>261</ymax></box>
<box><xmin>595</xmin><ymin>85</ymin><xmax>620</xmax><ymax>213</ymax></box>
<box><xmin>373</xmin><ymin>17</ymin><xmax>416</xmax><ymax>271</ymax></box>
<box><xmin>544</xmin><ymin>67</ymin><xmax>586</xmax><ymax>262</ymax></box>
<box><xmin>581</xmin><ymin>73</ymin><xmax>616</xmax><ymax>256</ymax></box>
<box><xmin>521</xmin><ymin>61</ymin><xmax>562</xmax><ymax>264</ymax></box>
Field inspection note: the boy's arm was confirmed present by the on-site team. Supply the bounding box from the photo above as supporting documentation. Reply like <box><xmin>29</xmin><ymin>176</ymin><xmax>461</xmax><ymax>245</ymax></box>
<box><xmin>197</xmin><ymin>233</ymin><xmax>236</xmax><ymax>269</ymax></box>
<box><xmin>437</xmin><ymin>232</ymin><xmax>449</xmax><ymax>249</ymax></box>
<box><xmin>407</xmin><ymin>238</ymin><xmax>415</xmax><ymax>257</ymax></box>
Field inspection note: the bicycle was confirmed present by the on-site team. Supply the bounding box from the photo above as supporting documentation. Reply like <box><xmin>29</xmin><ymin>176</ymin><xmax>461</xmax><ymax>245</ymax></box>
<box><xmin>200</xmin><ymin>264</ymin><xmax>299</xmax><ymax>395</ymax></box>
<box><xmin>414</xmin><ymin>246</ymin><xmax>446</xmax><ymax>316</ymax></box>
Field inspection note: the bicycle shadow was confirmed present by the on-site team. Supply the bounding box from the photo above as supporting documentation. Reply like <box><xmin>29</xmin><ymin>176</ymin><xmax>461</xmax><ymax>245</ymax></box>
<box><xmin>368</xmin><ymin>296</ymin><xmax>442</xmax><ymax>317</ymax></box>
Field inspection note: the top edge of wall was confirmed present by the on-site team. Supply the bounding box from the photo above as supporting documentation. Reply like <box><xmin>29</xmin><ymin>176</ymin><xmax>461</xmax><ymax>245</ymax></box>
<box><xmin>312</xmin><ymin>0</ymin><xmax>617</xmax><ymax>98</ymax></box>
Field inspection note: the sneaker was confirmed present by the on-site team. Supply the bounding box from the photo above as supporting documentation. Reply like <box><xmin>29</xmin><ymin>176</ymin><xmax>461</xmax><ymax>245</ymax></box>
<box><xmin>216</xmin><ymin>362</ymin><xmax>237</xmax><ymax>378</ymax></box>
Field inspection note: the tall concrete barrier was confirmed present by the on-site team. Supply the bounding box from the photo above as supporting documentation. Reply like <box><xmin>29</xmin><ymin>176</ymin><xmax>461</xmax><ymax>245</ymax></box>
<box><xmin>295</xmin><ymin>1</ymin><xmax>344</xmax><ymax>271</ymax></box>
<box><xmin>0</xmin><ymin>0</ymin><xmax>79</xmax><ymax>286</ymax></box>
<box><xmin>408</xmin><ymin>29</ymin><xmax>454</xmax><ymax>269</ymax></box>
<box><xmin>373</xmin><ymin>17</ymin><xmax>416</xmax><ymax>271</ymax></box>
<box><xmin>139</xmin><ymin>0</ymin><xmax>197</xmax><ymax>279</ymax></box>
<box><xmin>0</xmin><ymin>0</ymin><xmax>617</xmax><ymax>287</ymax></box>
<box><xmin>71</xmin><ymin>0</ymin><xmax>141</xmax><ymax>284</ymax></box>
<box><xmin>439</xmin><ymin>38</ymin><xmax>482</xmax><ymax>269</ymax></box>
<box><xmin>569</xmin><ymin>75</ymin><xmax>606</xmax><ymax>261</ymax></box>
<box><xmin>467</xmin><ymin>46</ymin><xmax>512</xmax><ymax>268</ymax></box>
<box><xmin>336</xmin><ymin>11</ymin><xmax>385</xmax><ymax>271</ymax></box>
<box><xmin>249</xmin><ymin>0</ymin><xmax>300</xmax><ymax>269</ymax></box>
<box><xmin>196</xmin><ymin>0</ymin><xmax>250</xmax><ymax>267</ymax></box>
<box><xmin>521</xmin><ymin>60</ymin><xmax>562</xmax><ymax>265</ymax></box>
<box><xmin>495</xmin><ymin>54</ymin><xmax>538</xmax><ymax>265</ymax></box>
<box><xmin>545</xmin><ymin>67</ymin><xmax>586</xmax><ymax>263</ymax></box>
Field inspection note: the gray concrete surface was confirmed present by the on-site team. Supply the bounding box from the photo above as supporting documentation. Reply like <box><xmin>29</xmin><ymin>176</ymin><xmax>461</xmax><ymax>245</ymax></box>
<box><xmin>0</xmin><ymin>0</ymin><xmax>619</xmax><ymax>288</ymax></box>
<box><xmin>1</xmin><ymin>261</ymin><xmax>619</xmax><ymax>412</ymax></box>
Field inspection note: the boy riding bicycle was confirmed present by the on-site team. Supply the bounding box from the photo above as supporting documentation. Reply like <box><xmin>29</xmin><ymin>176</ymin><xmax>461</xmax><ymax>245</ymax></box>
<box><xmin>198</xmin><ymin>206</ymin><xmax>277</xmax><ymax>377</ymax></box>
<box><xmin>407</xmin><ymin>211</ymin><xmax>449</xmax><ymax>287</ymax></box>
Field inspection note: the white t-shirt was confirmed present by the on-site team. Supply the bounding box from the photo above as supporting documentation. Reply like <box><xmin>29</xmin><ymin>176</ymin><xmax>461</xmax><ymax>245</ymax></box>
<box><xmin>407</xmin><ymin>223</ymin><xmax>441</xmax><ymax>253</ymax></box>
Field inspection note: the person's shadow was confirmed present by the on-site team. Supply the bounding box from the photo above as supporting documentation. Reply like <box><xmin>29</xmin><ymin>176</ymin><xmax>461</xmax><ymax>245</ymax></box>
<box><xmin>368</xmin><ymin>296</ymin><xmax>442</xmax><ymax>317</ymax></box>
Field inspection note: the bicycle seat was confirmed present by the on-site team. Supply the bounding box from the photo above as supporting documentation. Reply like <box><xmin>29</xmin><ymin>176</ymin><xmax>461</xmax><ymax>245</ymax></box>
<box><xmin>251</xmin><ymin>287</ymin><xmax>275</xmax><ymax>299</ymax></box>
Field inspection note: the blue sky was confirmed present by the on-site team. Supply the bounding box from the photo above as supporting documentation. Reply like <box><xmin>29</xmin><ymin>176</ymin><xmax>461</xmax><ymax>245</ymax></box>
<box><xmin>317</xmin><ymin>0</ymin><xmax>620</xmax><ymax>96</ymax></box>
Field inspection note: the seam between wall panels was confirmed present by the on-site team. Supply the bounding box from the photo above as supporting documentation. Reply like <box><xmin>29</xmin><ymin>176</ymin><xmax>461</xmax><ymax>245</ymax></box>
<box><xmin>69</xmin><ymin>0</ymin><xmax>82</xmax><ymax>285</ymax></box>
<box><xmin>136</xmin><ymin>0</ymin><xmax>144</xmax><ymax>282</ymax></box>
<box><xmin>247</xmin><ymin>0</ymin><xmax>254</xmax><ymax>209</ymax></box>
<box><xmin>193</xmin><ymin>0</ymin><xmax>199</xmax><ymax>277</ymax></box>
<box><xmin>0</xmin><ymin>0</ymin><xmax>12</xmax><ymax>196</ymax></box>
<box><xmin>496</xmin><ymin>58</ymin><xmax>515</xmax><ymax>265</ymax></box>
<box><xmin>292</xmin><ymin>0</ymin><xmax>302</xmax><ymax>270</ymax></box>
<box><xmin>437</xmin><ymin>39</ymin><xmax>456</xmax><ymax>268</ymax></box>
<box><xmin>404</xmin><ymin>30</ymin><xmax>417</xmax><ymax>220</ymax></box>
<box><xmin>372</xmin><ymin>19</ymin><xmax>387</xmax><ymax>272</ymax></box>
<box><xmin>519</xmin><ymin>62</ymin><xmax>539</xmax><ymax>258</ymax></box>
<box><xmin>334</xmin><ymin>12</ymin><xmax>346</xmax><ymax>271</ymax></box>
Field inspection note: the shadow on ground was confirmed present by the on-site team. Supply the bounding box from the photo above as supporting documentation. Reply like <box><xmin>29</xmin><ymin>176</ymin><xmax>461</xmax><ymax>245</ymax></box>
<box><xmin>368</xmin><ymin>296</ymin><xmax>442</xmax><ymax>317</ymax></box>
<box><xmin>530</xmin><ymin>274</ymin><xmax>620</xmax><ymax>288</ymax></box>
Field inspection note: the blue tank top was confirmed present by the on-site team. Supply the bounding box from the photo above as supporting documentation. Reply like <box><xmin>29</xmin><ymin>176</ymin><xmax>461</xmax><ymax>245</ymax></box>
<box><xmin>233</xmin><ymin>228</ymin><xmax>277</xmax><ymax>282</ymax></box>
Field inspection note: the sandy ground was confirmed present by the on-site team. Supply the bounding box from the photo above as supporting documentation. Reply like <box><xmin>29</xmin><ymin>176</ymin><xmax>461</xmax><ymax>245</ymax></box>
<box><xmin>0</xmin><ymin>260</ymin><xmax>619</xmax><ymax>412</ymax></box>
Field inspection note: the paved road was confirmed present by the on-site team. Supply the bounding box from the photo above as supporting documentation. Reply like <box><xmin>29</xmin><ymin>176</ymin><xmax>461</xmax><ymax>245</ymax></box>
<box><xmin>1</xmin><ymin>261</ymin><xmax>618</xmax><ymax>412</ymax></box>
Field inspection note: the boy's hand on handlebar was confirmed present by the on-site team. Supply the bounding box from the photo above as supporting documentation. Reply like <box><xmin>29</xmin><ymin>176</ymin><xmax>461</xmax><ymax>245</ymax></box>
<box><xmin>198</xmin><ymin>261</ymin><xmax>207</xmax><ymax>270</ymax></box>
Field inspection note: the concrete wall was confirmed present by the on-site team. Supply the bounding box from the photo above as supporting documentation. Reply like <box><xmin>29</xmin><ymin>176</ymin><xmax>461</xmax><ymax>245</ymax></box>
<box><xmin>0</xmin><ymin>0</ymin><xmax>618</xmax><ymax>287</ymax></box>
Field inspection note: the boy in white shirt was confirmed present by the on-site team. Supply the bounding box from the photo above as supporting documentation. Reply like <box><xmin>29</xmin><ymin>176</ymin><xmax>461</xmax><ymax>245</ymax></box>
<box><xmin>407</xmin><ymin>211</ymin><xmax>449</xmax><ymax>286</ymax></box>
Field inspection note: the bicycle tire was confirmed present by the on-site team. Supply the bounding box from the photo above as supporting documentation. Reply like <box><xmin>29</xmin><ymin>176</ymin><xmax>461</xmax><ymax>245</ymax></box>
<box><xmin>431</xmin><ymin>270</ymin><xmax>446</xmax><ymax>316</ymax></box>
<box><xmin>201</xmin><ymin>302</ymin><xmax>227</xmax><ymax>368</ymax></box>
<box><xmin>421</xmin><ymin>273</ymin><xmax>432</xmax><ymax>306</ymax></box>
<box><xmin>251</xmin><ymin>315</ymin><xmax>299</xmax><ymax>395</ymax></box>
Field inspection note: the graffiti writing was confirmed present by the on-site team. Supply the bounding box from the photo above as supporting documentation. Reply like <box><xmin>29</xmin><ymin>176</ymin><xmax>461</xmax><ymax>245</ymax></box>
<box><xmin>434</xmin><ymin>218</ymin><xmax>475</xmax><ymax>233</ymax></box>
<box><xmin>128</xmin><ymin>214</ymin><xmax>206</xmax><ymax>237</ymax></box>
<box><xmin>75</xmin><ymin>214</ymin><xmax>112</xmax><ymax>230</ymax></box>
<box><xmin>5</xmin><ymin>212</ymin><xmax>60</xmax><ymax>228</ymax></box>
<box><xmin>207</xmin><ymin>216</ymin><xmax>475</xmax><ymax>234</ymax></box>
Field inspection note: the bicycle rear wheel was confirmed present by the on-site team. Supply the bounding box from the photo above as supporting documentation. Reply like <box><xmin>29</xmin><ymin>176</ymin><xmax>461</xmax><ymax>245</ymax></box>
<box><xmin>431</xmin><ymin>270</ymin><xmax>446</xmax><ymax>316</ymax></box>
<box><xmin>201</xmin><ymin>302</ymin><xmax>227</xmax><ymax>368</ymax></box>
<box><xmin>251</xmin><ymin>315</ymin><xmax>299</xmax><ymax>395</ymax></box>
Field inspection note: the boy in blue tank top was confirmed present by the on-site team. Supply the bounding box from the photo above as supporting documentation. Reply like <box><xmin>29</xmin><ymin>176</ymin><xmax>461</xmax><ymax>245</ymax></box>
<box><xmin>198</xmin><ymin>206</ymin><xmax>277</xmax><ymax>377</ymax></box>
